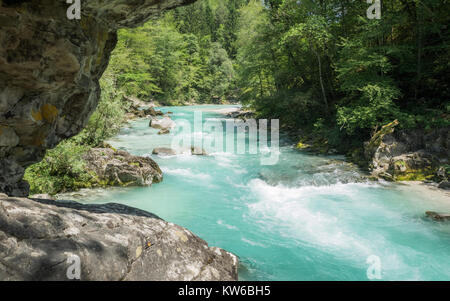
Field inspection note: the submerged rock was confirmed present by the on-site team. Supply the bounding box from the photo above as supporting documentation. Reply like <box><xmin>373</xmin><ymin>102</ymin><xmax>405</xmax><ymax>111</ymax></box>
<box><xmin>0</xmin><ymin>195</ymin><xmax>238</xmax><ymax>280</ymax></box>
<box><xmin>426</xmin><ymin>211</ymin><xmax>450</xmax><ymax>221</ymax></box>
<box><xmin>152</xmin><ymin>148</ymin><xmax>177</xmax><ymax>156</ymax></box>
<box><xmin>438</xmin><ymin>181</ymin><xmax>450</xmax><ymax>190</ymax></box>
<box><xmin>84</xmin><ymin>148</ymin><xmax>162</xmax><ymax>186</ymax></box>
<box><xmin>158</xmin><ymin>128</ymin><xmax>171</xmax><ymax>135</ymax></box>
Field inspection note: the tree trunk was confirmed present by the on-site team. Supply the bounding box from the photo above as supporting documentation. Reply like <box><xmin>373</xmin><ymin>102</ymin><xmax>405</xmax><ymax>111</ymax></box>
<box><xmin>315</xmin><ymin>50</ymin><xmax>328</xmax><ymax>112</ymax></box>
<box><xmin>258</xmin><ymin>70</ymin><xmax>264</xmax><ymax>98</ymax></box>
<box><xmin>415</xmin><ymin>2</ymin><xmax>423</xmax><ymax>101</ymax></box>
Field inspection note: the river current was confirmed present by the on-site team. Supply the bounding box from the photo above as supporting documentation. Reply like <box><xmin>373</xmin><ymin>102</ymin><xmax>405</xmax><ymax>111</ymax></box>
<box><xmin>59</xmin><ymin>105</ymin><xmax>450</xmax><ymax>281</ymax></box>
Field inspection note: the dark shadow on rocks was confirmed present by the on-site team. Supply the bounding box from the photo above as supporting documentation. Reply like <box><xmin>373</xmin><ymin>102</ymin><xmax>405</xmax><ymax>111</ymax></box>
<box><xmin>30</xmin><ymin>198</ymin><xmax>161</xmax><ymax>220</ymax></box>
<box><xmin>0</xmin><ymin>194</ymin><xmax>238</xmax><ymax>280</ymax></box>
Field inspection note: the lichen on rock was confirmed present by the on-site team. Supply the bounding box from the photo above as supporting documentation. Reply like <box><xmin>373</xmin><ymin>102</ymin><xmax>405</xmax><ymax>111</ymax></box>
<box><xmin>364</xmin><ymin>120</ymin><xmax>449</xmax><ymax>183</ymax></box>
<box><xmin>83</xmin><ymin>147</ymin><xmax>163</xmax><ymax>187</ymax></box>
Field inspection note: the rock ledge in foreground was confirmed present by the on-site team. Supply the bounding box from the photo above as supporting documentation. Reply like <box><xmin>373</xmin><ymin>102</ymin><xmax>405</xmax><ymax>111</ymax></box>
<box><xmin>0</xmin><ymin>195</ymin><xmax>238</xmax><ymax>281</ymax></box>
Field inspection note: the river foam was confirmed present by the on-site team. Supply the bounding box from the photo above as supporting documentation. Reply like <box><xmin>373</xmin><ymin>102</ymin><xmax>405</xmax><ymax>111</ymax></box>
<box><xmin>77</xmin><ymin>105</ymin><xmax>450</xmax><ymax>281</ymax></box>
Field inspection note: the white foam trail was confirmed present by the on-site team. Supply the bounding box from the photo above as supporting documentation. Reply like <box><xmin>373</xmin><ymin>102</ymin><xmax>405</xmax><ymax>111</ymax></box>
<box><xmin>244</xmin><ymin>179</ymin><xmax>423</xmax><ymax>277</ymax></box>
<box><xmin>242</xmin><ymin>237</ymin><xmax>267</xmax><ymax>248</ymax></box>
<box><xmin>217</xmin><ymin>219</ymin><xmax>239</xmax><ymax>230</ymax></box>
<box><xmin>210</xmin><ymin>152</ymin><xmax>237</xmax><ymax>158</ymax></box>
<box><xmin>205</xmin><ymin>117</ymin><xmax>227</xmax><ymax>122</ymax></box>
<box><xmin>248</xmin><ymin>179</ymin><xmax>371</xmax><ymax>249</ymax></box>
<box><xmin>163</xmin><ymin>167</ymin><xmax>211</xmax><ymax>181</ymax></box>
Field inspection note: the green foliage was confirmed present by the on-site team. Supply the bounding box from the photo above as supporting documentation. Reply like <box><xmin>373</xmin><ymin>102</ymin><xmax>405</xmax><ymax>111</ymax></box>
<box><xmin>336</xmin><ymin>83</ymin><xmax>401</xmax><ymax>134</ymax></box>
<box><xmin>74</xmin><ymin>73</ymin><xmax>129</xmax><ymax>146</ymax></box>
<box><xmin>282</xmin><ymin>16</ymin><xmax>331</xmax><ymax>53</ymax></box>
<box><xmin>105</xmin><ymin>0</ymin><xmax>246</xmax><ymax>105</ymax></box>
<box><xmin>235</xmin><ymin>0</ymin><xmax>450</xmax><ymax>149</ymax></box>
<box><xmin>25</xmin><ymin>0</ymin><xmax>450</xmax><ymax>193</ymax></box>
<box><xmin>24</xmin><ymin>140</ymin><xmax>92</xmax><ymax>195</ymax></box>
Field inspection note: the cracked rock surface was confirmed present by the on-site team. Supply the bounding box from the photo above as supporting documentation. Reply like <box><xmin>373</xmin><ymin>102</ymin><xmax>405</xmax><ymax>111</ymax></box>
<box><xmin>0</xmin><ymin>194</ymin><xmax>238</xmax><ymax>280</ymax></box>
<box><xmin>0</xmin><ymin>0</ymin><xmax>195</xmax><ymax>196</ymax></box>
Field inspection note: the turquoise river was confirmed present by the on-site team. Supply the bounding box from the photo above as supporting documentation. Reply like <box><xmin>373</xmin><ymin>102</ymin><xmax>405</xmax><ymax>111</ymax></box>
<box><xmin>60</xmin><ymin>105</ymin><xmax>450</xmax><ymax>281</ymax></box>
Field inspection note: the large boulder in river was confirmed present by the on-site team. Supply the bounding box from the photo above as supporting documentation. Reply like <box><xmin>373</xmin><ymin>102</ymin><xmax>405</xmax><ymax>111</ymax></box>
<box><xmin>83</xmin><ymin>148</ymin><xmax>162</xmax><ymax>186</ymax></box>
<box><xmin>150</xmin><ymin>117</ymin><xmax>176</xmax><ymax>130</ymax></box>
<box><xmin>0</xmin><ymin>194</ymin><xmax>238</xmax><ymax>280</ymax></box>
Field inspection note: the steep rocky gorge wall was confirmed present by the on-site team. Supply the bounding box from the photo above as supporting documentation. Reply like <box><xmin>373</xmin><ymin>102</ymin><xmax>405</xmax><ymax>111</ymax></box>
<box><xmin>0</xmin><ymin>0</ymin><xmax>195</xmax><ymax>196</ymax></box>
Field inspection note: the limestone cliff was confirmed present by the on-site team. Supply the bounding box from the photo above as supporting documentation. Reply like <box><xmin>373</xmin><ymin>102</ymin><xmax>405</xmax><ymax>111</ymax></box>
<box><xmin>0</xmin><ymin>0</ymin><xmax>195</xmax><ymax>196</ymax></box>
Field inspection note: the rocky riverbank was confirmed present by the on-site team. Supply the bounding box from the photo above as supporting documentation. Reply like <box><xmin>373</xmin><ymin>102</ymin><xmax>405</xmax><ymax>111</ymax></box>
<box><xmin>0</xmin><ymin>194</ymin><xmax>238</xmax><ymax>280</ymax></box>
<box><xmin>123</xmin><ymin>95</ymin><xmax>164</xmax><ymax>120</ymax></box>
<box><xmin>294</xmin><ymin>120</ymin><xmax>449</xmax><ymax>190</ymax></box>
<box><xmin>83</xmin><ymin>147</ymin><xmax>163</xmax><ymax>187</ymax></box>
<box><xmin>362</xmin><ymin>121</ymin><xmax>449</xmax><ymax>186</ymax></box>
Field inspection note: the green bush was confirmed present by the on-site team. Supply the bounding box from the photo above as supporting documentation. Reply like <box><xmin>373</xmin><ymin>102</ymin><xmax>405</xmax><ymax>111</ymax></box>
<box><xmin>24</xmin><ymin>140</ymin><xmax>92</xmax><ymax>195</ymax></box>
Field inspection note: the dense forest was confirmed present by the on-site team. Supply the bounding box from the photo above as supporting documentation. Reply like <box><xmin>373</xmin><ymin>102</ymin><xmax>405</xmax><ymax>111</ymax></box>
<box><xmin>25</xmin><ymin>0</ymin><xmax>450</xmax><ymax>194</ymax></box>
<box><xmin>109</xmin><ymin>0</ymin><xmax>449</xmax><ymax>146</ymax></box>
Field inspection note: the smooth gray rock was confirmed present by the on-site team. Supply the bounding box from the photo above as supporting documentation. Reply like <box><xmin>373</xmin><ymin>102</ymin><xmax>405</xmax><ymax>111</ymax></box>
<box><xmin>0</xmin><ymin>195</ymin><xmax>238</xmax><ymax>281</ymax></box>
<box><xmin>152</xmin><ymin>148</ymin><xmax>177</xmax><ymax>156</ymax></box>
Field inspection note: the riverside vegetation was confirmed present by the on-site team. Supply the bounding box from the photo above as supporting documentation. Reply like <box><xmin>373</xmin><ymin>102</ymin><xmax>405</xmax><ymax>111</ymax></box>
<box><xmin>25</xmin><ymin>0</ymin><xmax>449</xmax><ymax>194</ymax></box>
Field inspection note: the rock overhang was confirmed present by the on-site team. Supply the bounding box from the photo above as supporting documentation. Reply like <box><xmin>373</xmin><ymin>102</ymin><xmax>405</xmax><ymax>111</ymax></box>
<box><xmin>0</xmin><ymin>0</ymin><xmax>196</xmax><ymax>196</ymax></box>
